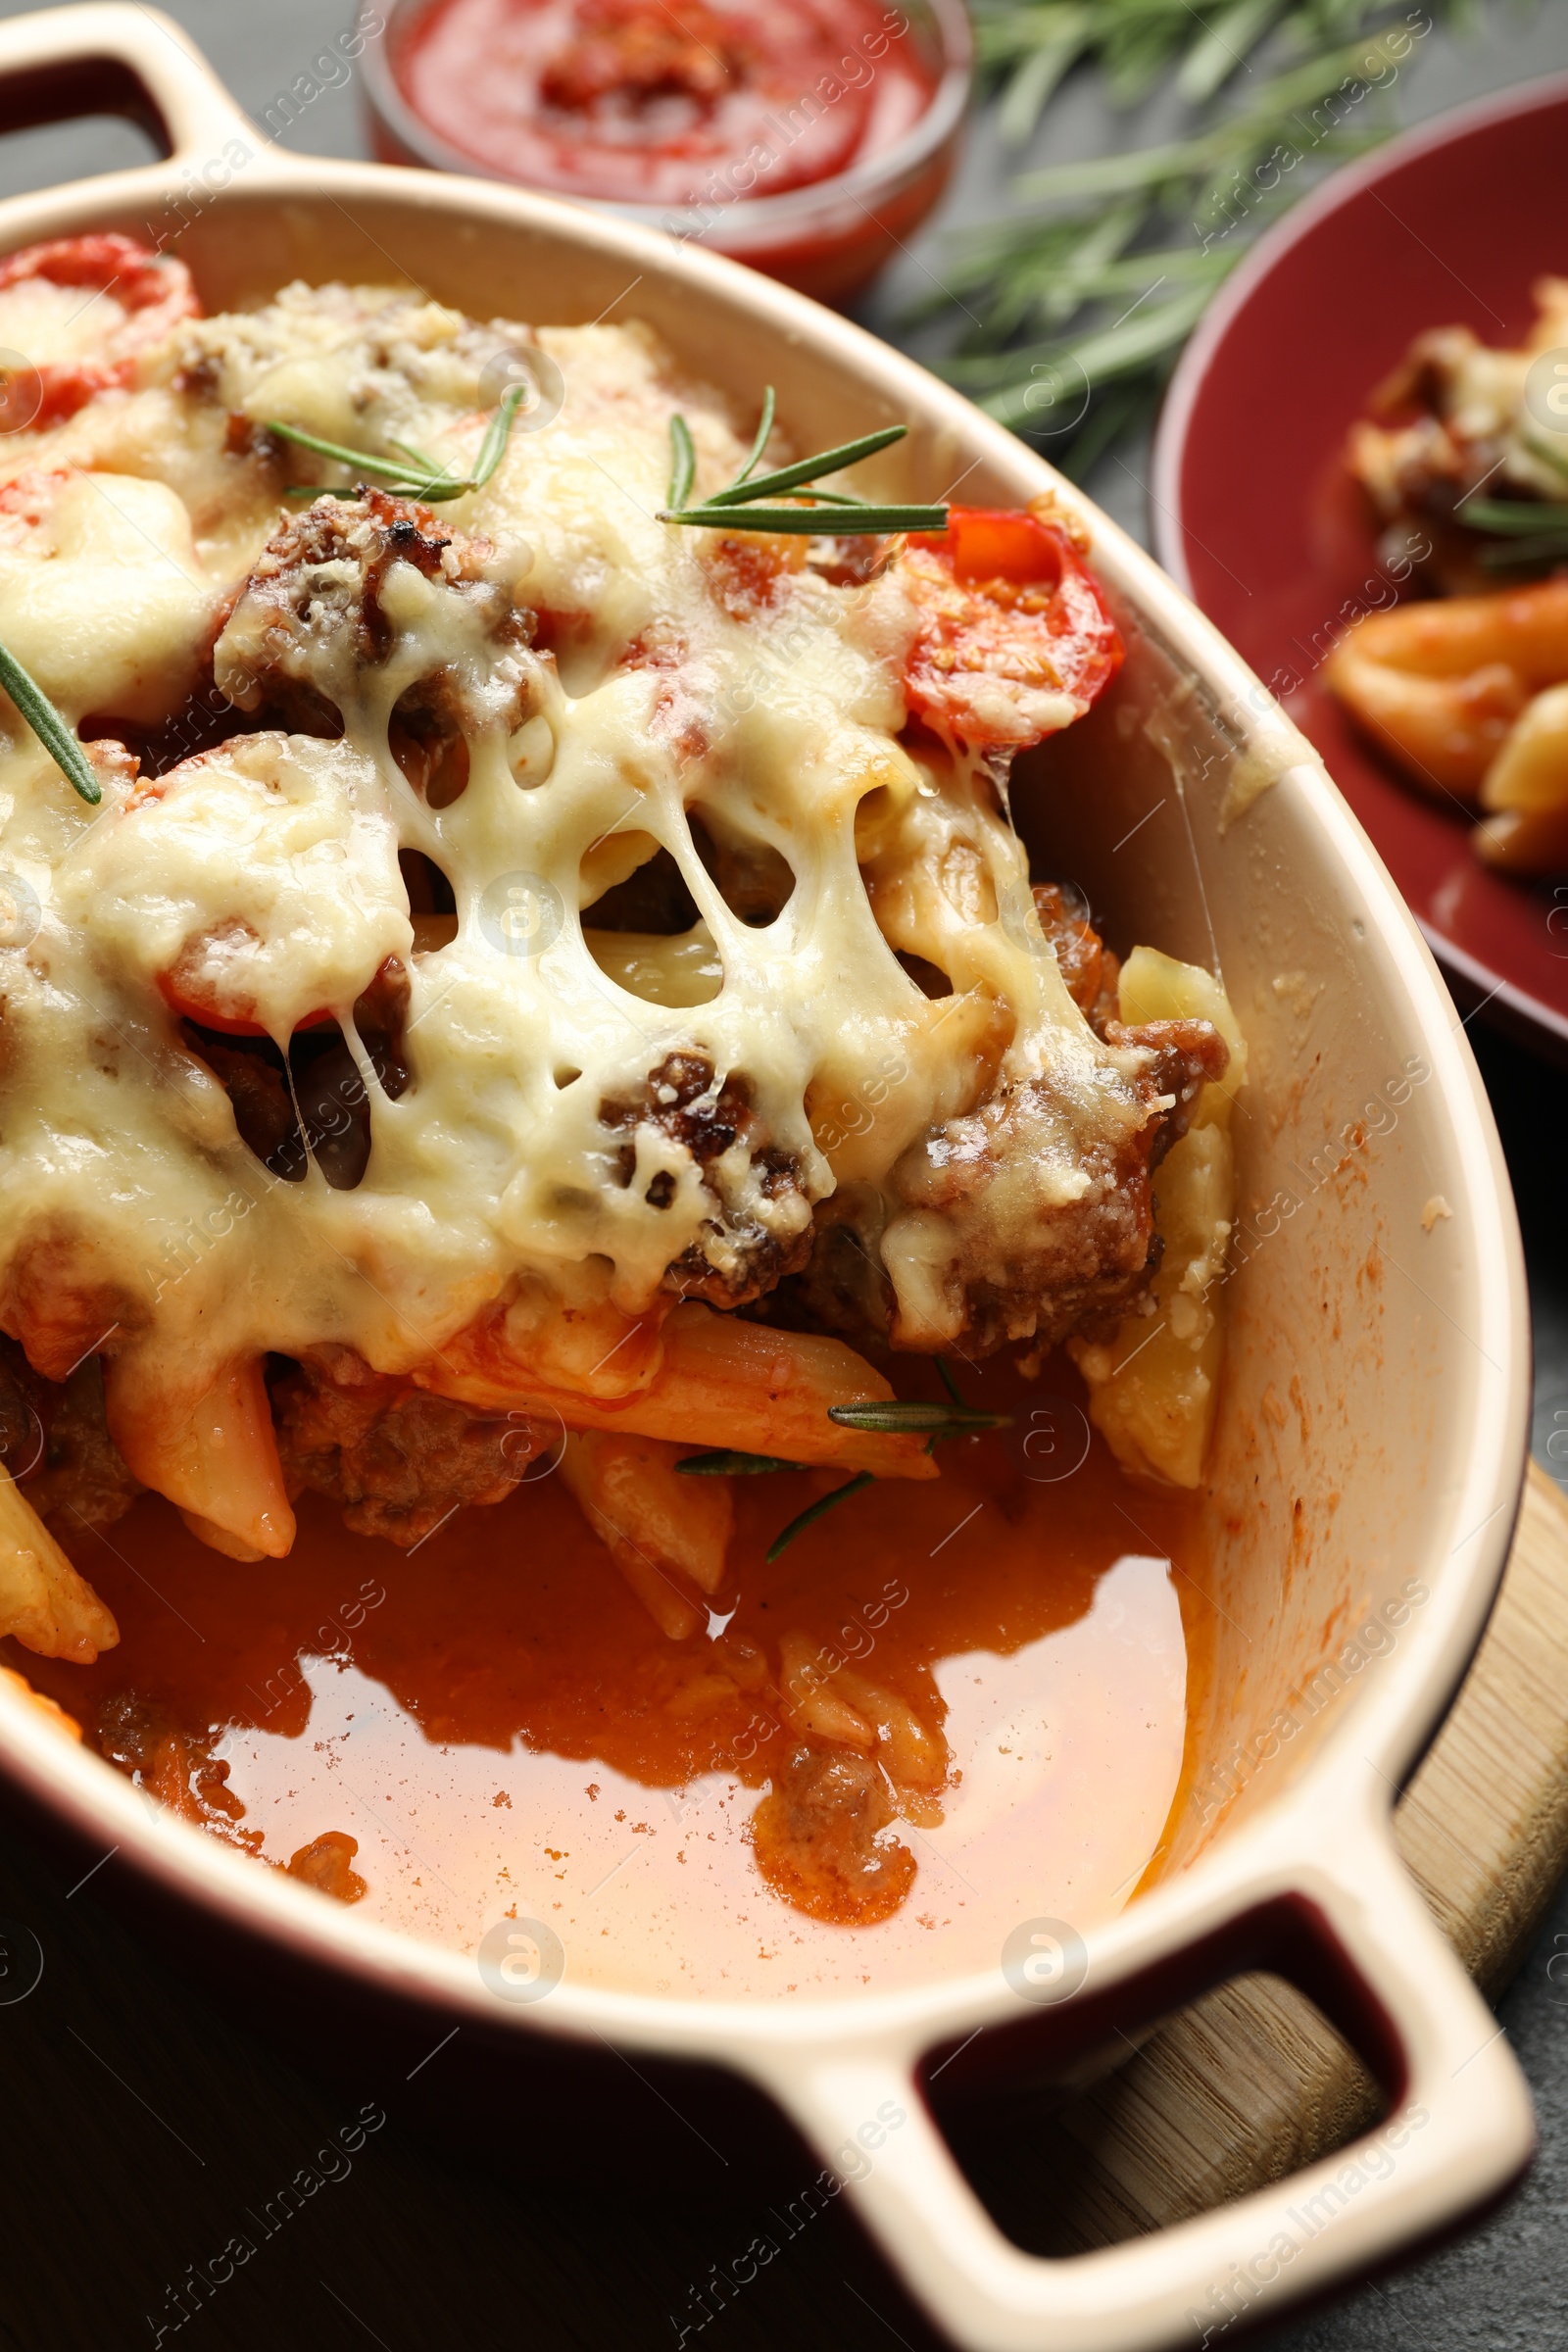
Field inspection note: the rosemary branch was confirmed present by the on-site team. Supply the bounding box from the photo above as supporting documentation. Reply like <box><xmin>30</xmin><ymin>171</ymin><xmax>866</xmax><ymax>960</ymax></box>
<box><xmin>760</xmin><ymin>1365</ymin><xmax>1009</xmax><ymax>1559</ymax></box>
<box><xmin>920</xmin><ymin>1</ymin><xmax>1496</xmax><ymax>478</ymax></box>
<box><xmin>270</xmin><ymin>381</ymin><xmax>528</xmax><ymax>504</ymax></box>
<box><xmin>0</xmin><ymin>640</ymin><xmax>100</xmax><ymax>805</ymax></box>
<box><xmin>660</xmin><ymin>401</ymin><xmax>948</xmax><ymax>536</ymax></box>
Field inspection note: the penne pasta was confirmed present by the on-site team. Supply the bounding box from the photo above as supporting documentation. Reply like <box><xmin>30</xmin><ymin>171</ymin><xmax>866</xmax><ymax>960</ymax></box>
<box><xmin>0</xmin><ymin>1464</ymin><xmax>118</xmax><ymax>1662</ymax></box>
<box><xmin>103</xmin><ymin>1357</ymin><xmax>295</xmax><ymax>1560</ymax></box>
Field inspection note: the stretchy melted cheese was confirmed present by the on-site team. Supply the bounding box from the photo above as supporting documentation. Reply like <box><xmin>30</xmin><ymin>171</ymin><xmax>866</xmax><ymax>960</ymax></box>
<box><xmin>0</xmin><ymin>275</ymin><xmax>1236</xmax><ymax>1587</ymax></box>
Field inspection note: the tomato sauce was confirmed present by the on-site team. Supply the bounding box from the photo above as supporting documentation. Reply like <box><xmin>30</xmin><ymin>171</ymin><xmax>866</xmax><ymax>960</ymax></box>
<box><xmin>12</xmin><ymin>1357</ymin><xmax>1211</xmax><ymax>2000</ymax></box>
<box><xmin>389</xmin><ymin>0</ymin><xmax>939</xmax><ymax>209</ymax></box>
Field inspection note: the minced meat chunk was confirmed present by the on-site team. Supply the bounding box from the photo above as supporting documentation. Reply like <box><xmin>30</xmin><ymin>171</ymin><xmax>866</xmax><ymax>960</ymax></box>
<box><xmin>271</xmin><ymin>1348</ymin><xmax>550</xmax><ymax>1547</ymax></box>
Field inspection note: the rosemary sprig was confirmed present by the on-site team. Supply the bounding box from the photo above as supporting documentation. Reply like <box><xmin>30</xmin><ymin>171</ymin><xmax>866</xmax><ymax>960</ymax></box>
<box><xmin>972</xmin><ymin>0</ymin><xmax>1480</xmax><ymax>142</ymax></box>
<box><xmin>1465</xmin><ymin>498</ymin><xmax>1568</xmax><ymax>533</ymax></box>
<box><xmin>732</xmin><ymin>383</ymin><xmax>776</xmax><ymax>487</ymax></box>
<box><xmin>660</xmin><ymin>403</ymin><xmax>948</xmax><ymax>536</ymax></box>
<box><xmin>916</xmin><ymin>2</ymin><xmax>1494</xmax><ymax>477</ymax></box>
<box><xmin>666</xmin><ymin>412</ymin><xmax>697</xmax><ymax>511</ymax></box>
<box><xmin>1459</xmin><ymin>495</ymin><xmax>1568</xmax><ymax>574</ymax></box>
<box><xmin>677</xmin><ymin>1448</ymin><xmax>801</xmax><ymax>1476</ymax></box>
<box><xmin>664</xmin><ymin>502</ymin><xmax>950</xmax><ymax>535</ymax></box>
<box><xmin>0</xmin><ymin>640</ymin><xmax>100</xmax><ymax>805</ymax></box>
<box><xmin>827</xmin><ymin>1399</ymin><xmax>1014</xmax><ymax>1437</ymax></box>
<box><xmin>765</xmin><ymin>1471</ymin><xmax>874</xmax><ymax>1564</ymax></box>
<box><xmin>760</xmin><ymin>1372</ymin><xmax>1010</xmax><ymax>1558</ymax></box>
<box><xmin>697</xmin><ymin>423</ymin><xmax>906</xmax><ymax>507</ymax></box>
<box><xmin>270</xmin><ymin>382</ymin><xmax>528</xmax><ymax>505</ymax></box>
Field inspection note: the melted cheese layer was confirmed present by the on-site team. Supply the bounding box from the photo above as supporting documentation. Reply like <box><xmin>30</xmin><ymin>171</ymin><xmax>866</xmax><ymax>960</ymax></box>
<box><xmin>0</xmin><ymin>279</ymin><xmax>1196</xmax><ymax>1421</ymax></box>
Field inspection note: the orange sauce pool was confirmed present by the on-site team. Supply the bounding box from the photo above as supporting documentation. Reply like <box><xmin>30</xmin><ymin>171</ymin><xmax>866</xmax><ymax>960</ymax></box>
<box><xmin>10</xmin><ymin>1359</ymin><xmax>1212</xmax><ymax>2000</ymax></box>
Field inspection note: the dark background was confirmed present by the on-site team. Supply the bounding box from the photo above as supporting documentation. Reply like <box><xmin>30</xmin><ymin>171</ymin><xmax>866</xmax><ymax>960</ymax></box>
<box><xmin>1</xmin><ymin>5</ymin><xmax>1567</xmax><ymax>2346</ymax></box>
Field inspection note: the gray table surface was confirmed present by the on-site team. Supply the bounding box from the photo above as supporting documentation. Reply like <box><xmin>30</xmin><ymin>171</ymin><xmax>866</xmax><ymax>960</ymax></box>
<box><xmin>1</xmin><ymin>4</ymin><xmax>1566</xmax><ymax>2346</ymax></box>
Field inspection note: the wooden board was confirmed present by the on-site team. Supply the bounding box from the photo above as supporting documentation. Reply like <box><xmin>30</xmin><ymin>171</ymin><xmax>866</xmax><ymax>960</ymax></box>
<box><xmin>944</xmin><ymin>1460</ymin><xmax>1568</xmax><ymax>2256</ymax></box>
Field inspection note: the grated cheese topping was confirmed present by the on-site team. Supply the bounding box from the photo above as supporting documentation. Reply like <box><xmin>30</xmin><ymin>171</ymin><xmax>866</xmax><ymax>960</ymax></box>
<box><xmin>0</xmin><ymin>278</ymin><xmax>1186</xmax><ymax>1424</ymax></box>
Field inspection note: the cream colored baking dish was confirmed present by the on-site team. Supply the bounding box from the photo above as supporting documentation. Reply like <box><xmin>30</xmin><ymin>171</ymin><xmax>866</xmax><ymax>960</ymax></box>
<box><xmin>0</xmin><ymin>10</ymin><xmax>1533</xmax><ymax>2348</ymax></box>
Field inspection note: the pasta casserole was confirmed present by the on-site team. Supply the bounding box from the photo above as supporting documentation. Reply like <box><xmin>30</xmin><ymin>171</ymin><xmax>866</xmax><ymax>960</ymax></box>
<box><xmin>0</xmin><ymin>235</ymin><xmax>1242</xmax><ymax>1926</ymax></box>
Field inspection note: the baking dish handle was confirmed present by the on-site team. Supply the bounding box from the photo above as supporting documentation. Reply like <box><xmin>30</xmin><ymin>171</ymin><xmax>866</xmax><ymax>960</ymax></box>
<box><xmin>756</xmin><ymin>1817</ymin><xmax>1535</xmax><ymax>2352</ymax></box>
<box><xmin>0</xmin><ymin>3</ymin><xmax>259</xmax><ymax>166</ymax></box>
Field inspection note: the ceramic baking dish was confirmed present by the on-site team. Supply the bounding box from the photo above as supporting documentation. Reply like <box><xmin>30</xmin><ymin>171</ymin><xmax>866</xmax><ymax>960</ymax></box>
<box><xmin>0</xmin><ymin>10</ymin><xmax>1535</xmax><ymax>2348</ymax></box>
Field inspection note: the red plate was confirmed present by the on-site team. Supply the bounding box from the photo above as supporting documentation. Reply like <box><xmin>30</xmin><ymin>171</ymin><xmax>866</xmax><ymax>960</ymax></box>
<box><xmin>1152</xmin><ymin>72</ymin><xmax>1568</xmax><ymax>1054</ymax></box>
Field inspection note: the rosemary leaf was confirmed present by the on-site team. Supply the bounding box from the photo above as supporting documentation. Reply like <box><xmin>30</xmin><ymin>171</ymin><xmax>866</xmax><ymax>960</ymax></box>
<box><xmin>1478</xmin><ymin>534</ymin><xmax>1568</xmax><ymax>571</ymax></box>
<box><xmin>1055</xmin><ymin>379</ymin><xmax>1160</xmax><ymax>483</ymax></box>
<box><xmin>269</xmin><ymin>383</ymin><xmax>527</xmax><ymax>506</ymax></box>
<box><xmin>661</xmin><ymin>502</ymin><xmax>948</xmax><ymax>535</ymax></box>
<box><xmin>470</xmin><ymin>383</ymin><xmax>529</xmax><ymax>487</ymax></box>
<box><xmin>1177</xmin><ymin>0</ymin><xmax>1287</xmax><ymax>105</ymax></box>
<box><xmin>971</xmin><ymin>280</ymin><xmax>1217</xmax><ymax>430</ymax></box>
<box><xmin>268</xmin><ymin>419</ymin><xmax>416</xmax><ymax>484</ymax></box>
<box><xmin>667</xmin><ymin>413</ymin><xmax>697</xmax><ymax>512</ymax></box>
<box><xmin>998</xmin><ymin>18</ymin><xmax>1094</xmax><ymax>147</ymax></box>
<box><xmin>677</xmin><ymin>1448</ymin><xmax>801</xmax><ymax>1475</ymax></box>
<box><xmin>1464</xmin><ymin>497</ymin><xmax>1568</xmax><ymax>534</ymax></box>
<box><xmin>827</xmin><ymin>1399</ymin><xmax>1013</xmax><ymax>1436</ymax></box>
<box><xmin>765</xmin><ymin>1470</ymin><xmax>874</xmax><ymax>1564</ymax></box>
<box><xmin>1012</xmin><ymin>137</ymin><xmax>1214</xmax><ymax>203</ymax></box>
<box><xmin>936</xmin><ymin>1357</ymin><xmax>967</xmax><ymax>1407</ymax></box>
<box><xmin>731</xmin><ymin>384</ymin><xmax>777</xmax><ymax>487</ymax></box>
<box><xmin>388</xmin><ymin>434</ymin><xmax>447</xmax><ymax>476</ymax></box>
<box><xmin>698</xmin><ymin>422</ymin><xmax>908</xmax><ymax>510</ymax></box>
<box><xmin>0</xmin><ymin>641</ymin><xmax>100</xmax><ymax>805</ymax></box>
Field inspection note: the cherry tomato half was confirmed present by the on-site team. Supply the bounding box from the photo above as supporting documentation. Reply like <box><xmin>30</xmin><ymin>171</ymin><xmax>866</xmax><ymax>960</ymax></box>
<box><xmin>901</xmin><ymin>504</ymin><xmax>1123</xmax><ymax>753</ymax></box>
<box><xmin>0</xmin><ymin>235</ymin><xmax>199</xmax><ymax>425</ymax></box>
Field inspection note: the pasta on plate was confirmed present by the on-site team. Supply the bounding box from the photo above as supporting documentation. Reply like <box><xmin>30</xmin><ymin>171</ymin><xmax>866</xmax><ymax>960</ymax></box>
<box><xmin>1329</xmin><ymin>276</ymin><xmax>1568</xmax><ymax>873</ymax></box>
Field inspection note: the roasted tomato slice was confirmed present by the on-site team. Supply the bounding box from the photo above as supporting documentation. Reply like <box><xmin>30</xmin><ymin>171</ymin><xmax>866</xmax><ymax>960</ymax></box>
<box><xmin>157</xmin><ymin>970</ymin><xmax>332</xmax><ymax>1041</ymax></box>
<box><xmin>0</xmin><ymin>235</ymin><xmax>199</xmax><ymax>426</ymax></box>
<box><xmin>900</xmin><ymin>503</ymin><xmax>1123</xmax><ymax>753</ymax></box>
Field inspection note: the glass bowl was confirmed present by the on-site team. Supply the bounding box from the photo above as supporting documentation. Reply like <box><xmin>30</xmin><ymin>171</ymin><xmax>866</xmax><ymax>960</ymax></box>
<box><xmin>361</xmin><ymin>0</ymin><xmax>973</xmax><ymax>303</ymax></box>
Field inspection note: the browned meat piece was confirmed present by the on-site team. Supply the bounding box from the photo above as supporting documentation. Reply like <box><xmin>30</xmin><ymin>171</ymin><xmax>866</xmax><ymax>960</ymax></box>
<box><xmin>750</xmin><ymin>1742</ymin><xmax>915</xmax><ymax>1925</ymax></box>
<box><xmin>0</xmin><ymin>1227</ymin><xmax>144</xmax><ymax>1383</ymax></box>
<box><xmin>599</xmin><ymin>1049</ymin><xmax>812</xmax><ymax>1309</ymax></box>
<box><xmin>22</xmin><ymin>1355</ymin><xmax>143</xmax><ymax>1531</ymax></box>
<box><xmin>892</xmin><ymin>1016</ymin><xmax>1228</xmax><ymax>1356</ymax></box>
<box><xmin>290</xmin><ymin>957</ymin><xmax>414</xmax><ymax>1192</ymax></box>
<box><xmin>214</xmin><ymin>489</ymin><xmax>537</xmax><ymax>772</ymax></box>
<box><xmin>776</xmin><ymin>884</ymin><xmax>1225</xmax><ymax>1359</ymax></box>
<box><xmin>774</xmin><ymin>1187</ymin><xmax>897</xmax><ymax>1350</ymax></box>
<box><xmin>272</xmin><ymin>1348</ymin><xmax>550</xmax><ymax>1546</ymax></box>
<box><xmin>0</xmin><ymin>1337</ymin><xmax>47</xmax><ymax>1488</ymax></box>
<box><xmin>1032</xmin><ymin>881</ymin><xmax>1119</xmax><ymax>1029</ymax></box>
<box><xmin>1104</xmin><ymin>1016</ymin><xmax>1229</xmax><ymax>1168</ymax></box>
<box><xmin>181</xmin><ymin>1022</ymin><xmax>304</xmax><ymax>1177</ymax></box>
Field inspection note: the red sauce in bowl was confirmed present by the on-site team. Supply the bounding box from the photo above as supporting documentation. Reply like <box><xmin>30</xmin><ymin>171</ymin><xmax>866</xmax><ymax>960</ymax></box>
<box><xmin>389</xmin><ymin>0</ymin><xmax>940</xmax><ymax>209</ymax></box>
